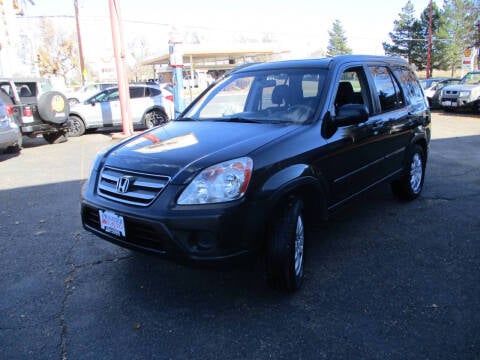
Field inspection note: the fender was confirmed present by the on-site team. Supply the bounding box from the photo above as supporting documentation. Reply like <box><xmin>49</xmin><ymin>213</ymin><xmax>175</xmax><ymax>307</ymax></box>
<box><xmin>260</xmin><ymin>163</ymin><xmax>328</xmax><ymax>219</ymax></box>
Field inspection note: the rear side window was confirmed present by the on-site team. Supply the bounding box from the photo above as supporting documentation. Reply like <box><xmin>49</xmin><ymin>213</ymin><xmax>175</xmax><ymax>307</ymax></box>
<box><xmin>368</xmin><ymin>66</ymin><xmax>404</xmax><ymax>112</ymax></box>
<box><xmin>392</xmin><ymin>67</ymin><xmax>425</xmax><ymax>105</ymax></box>
<box><xmin>15</xmin><ymin>82</ymin><xmax>37</xmax><ymax>97</ymax></box>
<box><xmin>129</xmin><ymin>87</ymin><xmax>145</xmax><ymax>99</ymax></box>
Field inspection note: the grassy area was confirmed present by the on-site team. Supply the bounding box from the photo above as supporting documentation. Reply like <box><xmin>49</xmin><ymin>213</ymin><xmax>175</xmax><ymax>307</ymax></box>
<box><xmin>417</xmin><ymin>68</ymin><xmax>469</xmax><ymax>80</ymax></box>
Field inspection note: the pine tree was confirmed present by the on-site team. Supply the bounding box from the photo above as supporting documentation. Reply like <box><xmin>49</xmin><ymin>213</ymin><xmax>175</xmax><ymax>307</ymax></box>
<box><xmin>326</xmin><ymin>19</ymin><xmax>352</xmax><ymax>57</ymax></box>
<box><xmin>383</xmin><ymin>1</ymin><xmax>419</xmax><ymax>63</ymax></box>
<box><xmin>411</xmin><ymin>2</ymin><xmax>449</xmax><ymax>74</ymax></box>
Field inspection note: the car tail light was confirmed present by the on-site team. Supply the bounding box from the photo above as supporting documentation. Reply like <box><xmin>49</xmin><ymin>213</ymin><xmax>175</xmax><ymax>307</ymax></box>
<box><xmin>23</xmin><ymin>106</ymin><xmax>33</xmax><ymax>117</ymax></box>
<box><xmin>6</xmin><ymin>105</ymin><xmax>14</xmax><ymax>116</ymax></box>
<box><xmin>165</xmin><ymin>95</ymin><xmax>174</xmax><ymax>102</ymax></box>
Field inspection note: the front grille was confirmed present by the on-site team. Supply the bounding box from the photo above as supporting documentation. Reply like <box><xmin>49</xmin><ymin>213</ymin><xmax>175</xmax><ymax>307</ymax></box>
<box><xmin>97</xmin><ymin>166</ymin><xmax>170</xmax><ymax>206</ymax></box>
<box><xmin>444</xmin><ymin>90</ymin><xmax>458</xmax><ymax>95</ymax></box>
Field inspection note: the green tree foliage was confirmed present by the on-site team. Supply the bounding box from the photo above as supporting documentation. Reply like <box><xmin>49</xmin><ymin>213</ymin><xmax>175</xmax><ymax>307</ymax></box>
<box><xmin>442</xmin><ymin>0</ymin><xmax>479</xmax><ymax>74</ymax></box>
<box><xmin>383</xmin><ymin>1</ymin><xmax>419</xmax><ymax>63</ymax></box>
<box><xmin>385</xmin><ymin>0</ymin><xmax>480</xmax><ymax>74</ymax></box>
<box><xmin>327</xmin><ymin>19</ymin><xmax>352</xmax><ymax>57</ymax></box>
<box><xmin>413</xmin><ymin>2</ymin><xmax>449</xmax><ymax>75</ymax></box>
<box><xmin>37</xmin><ymin>18</ymin><xmax>79</xmax><ymax>82</ymax></box>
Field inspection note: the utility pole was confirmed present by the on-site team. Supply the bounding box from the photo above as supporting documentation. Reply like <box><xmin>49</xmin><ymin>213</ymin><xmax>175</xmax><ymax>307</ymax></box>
<box><xmin>169</xmin><ymin>37</ymin><xmax>185</xmax><ymax>117</ymax></box>
<box><xmin>109</xmin><ymin>0</ymin><xmax>133</xmax><ymax>136</ymax></box>
<box><xmin>74</xmin><ymin>0</ymin><xmax>86</xmax><ymax>85</ymax></box>
<box><xmin>426</xmin><ymin>0</ymin><xmax>433</xmax><ymax>79</ymax></box>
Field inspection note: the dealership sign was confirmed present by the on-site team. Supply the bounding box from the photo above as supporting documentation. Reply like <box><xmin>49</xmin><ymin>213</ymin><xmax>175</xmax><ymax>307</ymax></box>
<box><xmin>462</xmin><ymin>47</ymin><xmax>478</xmax><ymax>71</ymax></box>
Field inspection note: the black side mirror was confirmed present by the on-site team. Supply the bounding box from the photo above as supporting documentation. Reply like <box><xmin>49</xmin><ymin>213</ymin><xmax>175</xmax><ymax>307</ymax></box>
<box><xmin>335</xmin><ymin>104</ymin><xmax>369</xmax><ymax>127</ymax></box>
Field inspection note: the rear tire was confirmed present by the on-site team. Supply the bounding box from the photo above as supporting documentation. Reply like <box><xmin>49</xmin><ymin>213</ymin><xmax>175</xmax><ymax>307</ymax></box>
<box><xmin>68</xmin><ymin>98</ymin><xmax>80</xmax><ymax>105</ymax></box>
<box><xmin>391</xmin><ymin>144</ymin><xmax>426</xmax><ymax>201</ymax></box>
<box><xmin>43</xmin><ymin>131</ymin><xmax>68</xmax><ymax>144</ymax></box>
<box><xmin>144</xmin><ymin>109</ymin><xmax>168</xmax><ymax>128</ymax></box>
<box><xmin>5</xmin><ymin>134</ymin><xmax>22</xmax><ymax>153</ymax></box>
<box><xmin>266</xmin><ymin>197</ymin><xmax>305</xmax><ymax>292</ymax></box>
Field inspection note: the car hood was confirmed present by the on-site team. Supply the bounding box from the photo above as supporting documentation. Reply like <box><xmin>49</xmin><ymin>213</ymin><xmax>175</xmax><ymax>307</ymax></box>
<box><xmin>103</xmin><ymin>121</ymin><xmax>297</xmax><ymax>183</ymax></box>
<box><xmin>443</xmin><ymin>84</ymin><xmax>479</xmax><ymax>92</ymax></box>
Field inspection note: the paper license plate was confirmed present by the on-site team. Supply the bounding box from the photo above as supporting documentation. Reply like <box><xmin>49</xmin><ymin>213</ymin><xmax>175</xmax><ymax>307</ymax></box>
<box><xmin>99</xmin><ymin>210</ymin><xmax>125</xmax><ymax>237</ymax></box>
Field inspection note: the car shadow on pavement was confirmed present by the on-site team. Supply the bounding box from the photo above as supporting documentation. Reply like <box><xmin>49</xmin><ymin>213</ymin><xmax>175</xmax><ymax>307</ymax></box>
<box><xmin>0</xmin><ymin>151</ymin><xmax>20</xmax><ymax>162</ymax></box>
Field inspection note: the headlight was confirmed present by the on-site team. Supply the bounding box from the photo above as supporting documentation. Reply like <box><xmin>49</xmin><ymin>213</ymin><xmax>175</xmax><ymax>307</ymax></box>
<box><xmin>177</xmin><ymin>157</ymin><xmax>253</xmax><ymax>204</ymax></box>
<box><xmin>459</xmin><ymin>90</ymin><xmax>470</xmax><ymax>97</ymax></box>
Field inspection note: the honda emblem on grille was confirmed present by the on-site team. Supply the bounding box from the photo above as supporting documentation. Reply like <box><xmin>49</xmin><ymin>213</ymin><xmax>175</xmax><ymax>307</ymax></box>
<box><xmin>116</xmin><ymin>175</ymin><xmax>134</xmax><ymax>193</ymax></box>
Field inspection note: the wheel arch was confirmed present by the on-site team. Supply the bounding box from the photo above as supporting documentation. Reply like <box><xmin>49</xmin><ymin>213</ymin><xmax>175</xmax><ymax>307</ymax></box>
<box><xmin>68</xmin><ymin>111</ymin><xmax>86</xmax><ymax>124</ymax></box>
<box><xmin>142</xmin><ymin>105</ymin><xmax>168</xmax><ymax>120</ymax></box>
<box><xmin>259</xmin><ymin>164</ymin><xmax>329</xmax><ymax>229</ymax></box>
<box><xmin>410</xmin><ymin>134</ymin><xmax>429</xmax><ymax>161</ymax></box>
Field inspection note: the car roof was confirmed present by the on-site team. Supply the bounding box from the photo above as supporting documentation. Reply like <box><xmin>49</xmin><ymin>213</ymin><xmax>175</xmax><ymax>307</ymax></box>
<box><xmin>0</xmin><ymin>77</ymin><xmax>48</xmax><ymax>83</ymax></box>
<box><xmin>232</xmin><ymin>55</ymin><xmax>409</xmax><ymax>74</ymax></box>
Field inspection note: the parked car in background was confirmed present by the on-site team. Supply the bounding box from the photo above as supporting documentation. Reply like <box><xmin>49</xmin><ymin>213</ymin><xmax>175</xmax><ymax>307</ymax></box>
<box><xmin>440</xmin><ymin>70</ymin><xmax>480</xmax><ymax>113</ymax></box>
<box><xmin>0</xmin><ymin>78</ymin><xmax>70</xmax><ymax>144</ymax></box>
<box><xmin>420</xmin><ymin>77</ymin><xmax>448</xmax><ymax>90</ymax></box>
<box><xmin>0</xmin><ymin>97</ymin><xmax>22</xmax><ymax>153</ymax></box>
<box><xmin>422</xmin><ymin>78</ymin><xmax>451</xmax><ymax>99</ymax></box>
<box><xmin>66</xmin><ymin>82</ymin><xmax>117</xmax><ymax>105</ymax></box>
<box><xmin>81</xmin><ymin>55</ymin><xmax>431</xmax><ymax>292</ymax></box>
<box><xmin>427</xmin><ymin>78</ymin><xmax>461</xmax><ymax>109</ymax></box>
<box><xmin>67</xmin><ymin>83</ymin><xmax>174</xmax><ymax>137</ymax></box>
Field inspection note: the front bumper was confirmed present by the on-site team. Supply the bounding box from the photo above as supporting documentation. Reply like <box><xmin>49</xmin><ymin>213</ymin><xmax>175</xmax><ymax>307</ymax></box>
<box><xmin>81</xmin><ymin>194</ymin><xmax>265</xmax><ymax>264</ymax></box>
<box><xmin>440</xmin><ymin>96</ymin><xmax>476</xmax><ymax>109</ymax></box>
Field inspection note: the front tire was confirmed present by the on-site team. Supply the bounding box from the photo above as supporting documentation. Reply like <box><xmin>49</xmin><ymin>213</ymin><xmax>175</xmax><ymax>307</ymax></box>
<box><xmin>67</xmin><ymin>115</ymin><xmax>86</xmax><ymax>137</ymax></box>
<box><xmin>266</xmin><ymin>197</ymin><xmax>305</xmax><ymax>292</ymax></box>
<box><xmin>391</xmin><ymin>144</ymin><xmax>426</xmax><ymax>201</ymax></box>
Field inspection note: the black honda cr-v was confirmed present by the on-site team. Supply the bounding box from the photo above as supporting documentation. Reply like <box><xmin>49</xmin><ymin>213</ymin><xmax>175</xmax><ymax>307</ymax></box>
<box><xmin>81</xmin><ymin>55</ymin><xmax>431</xmax><ymax>292</ymax></box>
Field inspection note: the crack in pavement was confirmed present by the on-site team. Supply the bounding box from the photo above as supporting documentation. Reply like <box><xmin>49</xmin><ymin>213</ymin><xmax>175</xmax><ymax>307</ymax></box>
<box><xmin>59</xmin><ymin>234</ymin><xmax>132</xmax><ymax>360</ymax></box>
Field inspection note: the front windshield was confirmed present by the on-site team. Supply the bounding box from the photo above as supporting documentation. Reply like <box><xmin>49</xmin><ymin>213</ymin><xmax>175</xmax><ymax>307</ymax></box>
<box><xmin>183</xmin><ymin>68</ymin><xmax>326</xmax><ymax>124</ymax></box>
<box><xmin>89</xmin><ymin>88</ymin><xmax>119</xmax><ymax>103</ymax></box>
<box><xmin>461</xmin><ymin>72</ymin><xmax>480</xmax><ymax>84</ymax></box>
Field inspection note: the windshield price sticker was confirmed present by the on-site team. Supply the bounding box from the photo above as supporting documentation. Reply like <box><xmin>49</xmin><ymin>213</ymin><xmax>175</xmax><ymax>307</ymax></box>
<box><xmin>99</xmin><ymin>210</ymin><xmax>126</xmax><ymax>237</ymax></box>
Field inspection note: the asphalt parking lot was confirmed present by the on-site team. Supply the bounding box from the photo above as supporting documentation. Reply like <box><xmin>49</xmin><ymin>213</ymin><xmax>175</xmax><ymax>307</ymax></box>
<box><xmin>1</xmin><ymin>111</ymin><xmax>479</xmax><ymax>360</ymax></box>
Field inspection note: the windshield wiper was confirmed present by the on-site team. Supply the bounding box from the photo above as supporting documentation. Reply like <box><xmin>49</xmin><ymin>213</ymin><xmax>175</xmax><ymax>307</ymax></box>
<box><xmin>214</xmin><ymin>117</ymin><xmax>264</xmax><ymax>124</ymax></box>
<box><xmin>176</xmin><ymin>117</ymin><xmax>198</xmax><ymax>121</ymax></box>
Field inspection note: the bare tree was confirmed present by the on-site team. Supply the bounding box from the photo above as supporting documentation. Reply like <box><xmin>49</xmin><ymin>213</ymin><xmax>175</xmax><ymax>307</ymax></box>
<box><xmin>37</xmin><ymin>18</ymin><xmax>79</xmax><ymax>83</ymax></box>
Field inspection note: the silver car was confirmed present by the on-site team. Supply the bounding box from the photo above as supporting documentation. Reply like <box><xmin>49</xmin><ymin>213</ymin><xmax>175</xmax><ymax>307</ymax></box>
<box><xmin>67</xmin><ymin>83</ymin><xmax>174</xmax><ymax>137</ymax></box>
<box><xmin>0</xmin><ymin>98</ymin><xmax>22</xmax><ymax>154</ymax></box>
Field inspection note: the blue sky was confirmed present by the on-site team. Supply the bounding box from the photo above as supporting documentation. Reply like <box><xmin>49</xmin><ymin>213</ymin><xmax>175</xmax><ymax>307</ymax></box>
<box><xmin>24</xmin><ymin>0</ymin><xmax>430</xmax><ymax>56</ymax></box>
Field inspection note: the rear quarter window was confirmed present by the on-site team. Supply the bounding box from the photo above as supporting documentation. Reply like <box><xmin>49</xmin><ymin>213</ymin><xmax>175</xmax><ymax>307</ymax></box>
<box><xmin>15</xmin><ymin>82</ymin><xmax>37</xmax><ymax>97</ymax></box>
<box><xmin>393</xmin><ymin>67</ymin><xmax>425</xmax><ymax>105</ymax></box>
